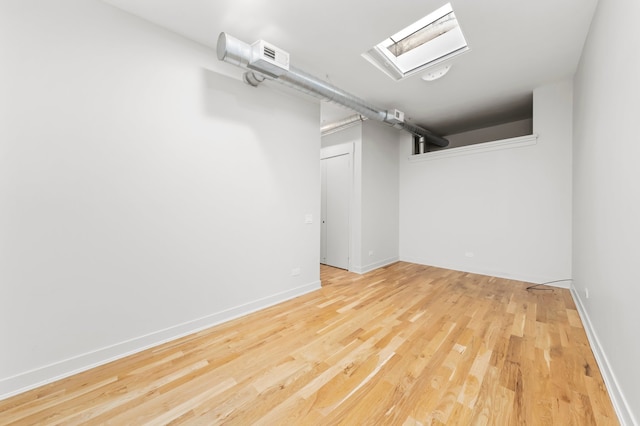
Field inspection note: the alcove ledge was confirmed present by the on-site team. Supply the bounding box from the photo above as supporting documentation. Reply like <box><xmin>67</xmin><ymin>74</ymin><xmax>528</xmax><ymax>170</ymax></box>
<box><xmin>408</xmin><ymin>134</ymin><xmax>538</xmax><ymax>162</ymax></box>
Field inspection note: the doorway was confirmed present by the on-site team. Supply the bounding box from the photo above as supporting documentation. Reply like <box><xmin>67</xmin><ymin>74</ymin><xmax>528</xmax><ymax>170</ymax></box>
<box><xmin>320</xmin><ymin>144</ymin><xmax>352</xmax><ymax>270</ymax></box>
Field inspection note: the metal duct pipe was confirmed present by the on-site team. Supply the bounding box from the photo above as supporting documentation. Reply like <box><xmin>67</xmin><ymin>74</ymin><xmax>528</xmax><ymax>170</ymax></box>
<box><xmin>278</xmin><ymin>66</ymin><xmax>386</xmax><ymax>122</ymax></box>
<box><xmin>321</xmin><ymin>114</ymin><xmax>367</xmax><ymax>136</ymax></box>
<box><xmin>217</xmin><ymin>33</ymin><xmax>449</xmax><ymax>148</ymax></box>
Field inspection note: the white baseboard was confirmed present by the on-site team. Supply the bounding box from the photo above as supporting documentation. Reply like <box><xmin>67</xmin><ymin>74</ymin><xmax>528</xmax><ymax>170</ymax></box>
<box><xmin>570</xmin><ymin>285</ymin><xmax>637</xmax><ymax>426</ymax></box>
<box><xmin>351</xmin><ymin>256</ymin><xmax>399</xmax><ymax>274</ymax></box>
<box><xmin>398</xmin><ymin>257</ymin><xmax>571</xmax><ymax>288</ymax></box>
<box><xmin>0</xmin><ymin>280</ymin><xmax>321</xmax><ymax>401</ymax></box>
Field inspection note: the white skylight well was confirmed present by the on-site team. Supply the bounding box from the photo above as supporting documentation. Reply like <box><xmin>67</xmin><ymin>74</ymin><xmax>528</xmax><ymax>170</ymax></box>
<box><xmin>363</xmin><ymin>3</ymin><xmax>469</xmax><ymax>80</ymax></box>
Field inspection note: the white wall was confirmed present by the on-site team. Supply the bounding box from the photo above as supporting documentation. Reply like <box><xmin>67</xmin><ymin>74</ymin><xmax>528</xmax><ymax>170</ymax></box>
<box><xmin>399</xmin><ymin>79</ymin><xmax>572</xmax><ymax>284</ymax></box>
<box><xmin>572</xmin><ymin>0</ymin><xmax>640</xmax><ymax>422</ymax></box>
<box><xmin>0</xmin><ymin>0</ymin><xmax>320</xmax><ymax>398</ymax></box>
<box><xmin>358</xmin><ymin>121</ymin><xmax>400</xmax><ymax>273</ymax></box>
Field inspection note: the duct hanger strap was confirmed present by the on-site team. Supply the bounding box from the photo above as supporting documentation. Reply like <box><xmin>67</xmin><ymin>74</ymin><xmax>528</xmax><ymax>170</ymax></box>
<box><xmin>216</xmin><ymin>32</ymin><xmax>448</xmax><ymax>148</ymax></box>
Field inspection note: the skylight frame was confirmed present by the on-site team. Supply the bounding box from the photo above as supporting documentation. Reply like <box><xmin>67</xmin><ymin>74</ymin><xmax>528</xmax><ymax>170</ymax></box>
<box><xmin>362</xmin><ymin>3</ymin><xmax>469</xmax><ymax>81</ymax></box>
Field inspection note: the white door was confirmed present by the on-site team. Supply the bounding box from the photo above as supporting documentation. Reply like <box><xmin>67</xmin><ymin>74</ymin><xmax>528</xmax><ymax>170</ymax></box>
<box><xmin>321</xmin><ymin>153</ymin><xmax>350</xmax><ymax>269</ymax></box>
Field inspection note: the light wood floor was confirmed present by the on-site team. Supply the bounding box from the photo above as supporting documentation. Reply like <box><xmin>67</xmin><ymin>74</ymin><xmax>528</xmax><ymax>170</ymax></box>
<box><xmin>0</xmin><ymin>262</ymin><xmax>618</xmax><ymax>425</ymax></box>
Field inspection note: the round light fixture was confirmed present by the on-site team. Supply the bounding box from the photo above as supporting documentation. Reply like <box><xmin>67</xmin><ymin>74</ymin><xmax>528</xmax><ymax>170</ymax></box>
<box><xmin>421</xmin><ymin>65</ymin><xmax>452</xmax><ymax>81</ymax></box>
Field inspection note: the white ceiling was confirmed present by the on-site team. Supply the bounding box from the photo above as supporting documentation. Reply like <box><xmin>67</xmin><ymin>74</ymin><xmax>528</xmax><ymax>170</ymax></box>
<box><xmin>104</xmin><ymin>0</ymin><xmax>597</xmax><ymax>135</ymax></box>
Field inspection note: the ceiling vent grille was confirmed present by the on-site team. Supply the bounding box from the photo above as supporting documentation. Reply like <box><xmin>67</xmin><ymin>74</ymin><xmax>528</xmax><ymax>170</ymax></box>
<box><xmin>263</xmin><ymin>46</ymin><xmax>276</xmax><ymax>60</ymax></box>
<box><xmin>249</xmin><ymin>40</ymin><xmax>290</xmax><ymax>77</ymax></box>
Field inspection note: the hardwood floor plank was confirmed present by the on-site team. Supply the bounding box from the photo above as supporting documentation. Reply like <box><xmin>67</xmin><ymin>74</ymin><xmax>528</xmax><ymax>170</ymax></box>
<box><xmin>0</xmin><ymin>262</ymin><xmax>619</xmax><ymax>425</ymax></box>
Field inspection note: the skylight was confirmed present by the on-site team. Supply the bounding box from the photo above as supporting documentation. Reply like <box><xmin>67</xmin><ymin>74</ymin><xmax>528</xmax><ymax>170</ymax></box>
<box><xmin>362</xmin><ymin>3</ymin><xmax>469</xmax><ymax>81</ymax></box>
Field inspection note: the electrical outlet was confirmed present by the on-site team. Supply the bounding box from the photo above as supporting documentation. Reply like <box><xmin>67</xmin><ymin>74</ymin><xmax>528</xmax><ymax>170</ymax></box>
<box><xmin>291</xmin><ymin>268</ymin><xmax>301</xmax><ymax>277</ymax></box>
<box><xmin>465</xmin><ymin>252</ymin><xmax>475</xmax><ymax>258</ymax></box>
<box><xmin>585</xmin><ymin>288</ymin><xmax>590</xmax><ymax>299</ymax></box>
<box><xmin>369</xmin><ymin>250</ymin><xmax>374</xmax><ymax>257</ymax></box>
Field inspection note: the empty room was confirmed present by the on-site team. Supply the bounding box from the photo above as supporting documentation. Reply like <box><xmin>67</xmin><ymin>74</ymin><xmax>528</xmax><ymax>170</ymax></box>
<box><xmin>1</xmin><ymin>0</ymin><xmax>638</xmax><ymax>424</ymax></box>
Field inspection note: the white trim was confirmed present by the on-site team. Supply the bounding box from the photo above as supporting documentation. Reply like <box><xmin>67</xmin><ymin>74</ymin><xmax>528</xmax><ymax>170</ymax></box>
<box><xmin>408</xmin><ymin>134</ymin><xmax>538</xmax><ymax>162</ymax></box>
<box><xmin>399</xmin><ymin>256</ymin><xmax>570</xmax><ymax>287</ymax></box>
<box><xmin>0</xmin><ymin>281</ymin><xmax>321</xmax><ymax>401</ymax></box>
<box><xmin>570</xmin><ymin>284</ymin><xmax>637</xmax><ymax>426</ymax></box>
<box><xmin>351</xmin><ymin>257</ymin><xmax>399</xmax><ymax>274</ymax></box>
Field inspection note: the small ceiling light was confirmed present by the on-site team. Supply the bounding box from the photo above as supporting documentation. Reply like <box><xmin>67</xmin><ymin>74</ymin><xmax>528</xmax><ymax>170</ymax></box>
<box><xmin>421</xmin><ymin>64</ymin><xmax>451</xmax><ymax>81</ymax></box>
